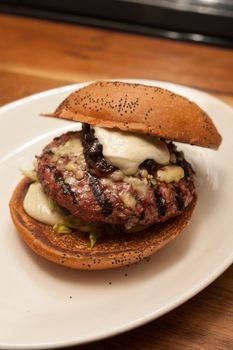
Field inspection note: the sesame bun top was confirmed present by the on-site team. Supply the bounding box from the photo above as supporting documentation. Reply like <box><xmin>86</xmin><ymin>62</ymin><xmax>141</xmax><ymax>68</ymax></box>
<box><xmin>49</xmin><ymin>81</ymin><xmax>222</xmax><ymax>149</ymax></box>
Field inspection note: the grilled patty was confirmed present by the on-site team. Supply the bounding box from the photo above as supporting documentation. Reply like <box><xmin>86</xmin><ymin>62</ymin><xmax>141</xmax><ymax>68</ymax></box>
<box><xmin>36</xmin><ymin>128</ymin><xmax>195</xmax><ymax>230</ymax></box>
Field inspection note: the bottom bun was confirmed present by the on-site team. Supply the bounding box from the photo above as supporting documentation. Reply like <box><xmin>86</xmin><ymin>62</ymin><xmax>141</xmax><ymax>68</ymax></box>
<box><xmin>9</xmin><ymin>177</ymin><xmax>197</xmax><ymax>270</ymax></box>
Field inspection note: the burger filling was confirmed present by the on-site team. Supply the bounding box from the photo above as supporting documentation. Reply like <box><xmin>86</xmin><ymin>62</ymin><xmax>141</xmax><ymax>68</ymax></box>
<box><xmin>23</xmin><ymin>124</ymin><xmax>195</xmax><ymax>246</ymax></box>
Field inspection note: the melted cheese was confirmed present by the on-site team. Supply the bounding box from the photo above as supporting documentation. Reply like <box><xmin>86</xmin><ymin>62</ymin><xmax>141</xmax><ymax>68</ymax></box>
<box><xmin>157</xmin><ymin>166</ymin><xmax>184</xmax><ymax>183</ymax></box>
<box><xmin>23</xmin><ymin>183</ymin><xmax>65</xmax><ymax>225</ymax></box>
<box><xmin>94</xmin><ymin>127</ymin><xmax>170</xmax><ymax>175</ymax></box>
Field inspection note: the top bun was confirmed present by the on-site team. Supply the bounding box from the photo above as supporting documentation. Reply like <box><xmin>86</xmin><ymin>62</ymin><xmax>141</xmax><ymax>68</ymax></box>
<box><xmin>49</xmin><ymin>81</ymin><xmax>222</xmax><ymax>149</ymax></box>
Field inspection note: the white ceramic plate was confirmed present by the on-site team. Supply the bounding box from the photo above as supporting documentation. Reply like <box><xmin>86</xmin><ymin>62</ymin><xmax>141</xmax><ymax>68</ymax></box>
<box><xmin>0</xmin><ymin>80</ymin><xmax>232</xmax><ymax>349</ymax></box>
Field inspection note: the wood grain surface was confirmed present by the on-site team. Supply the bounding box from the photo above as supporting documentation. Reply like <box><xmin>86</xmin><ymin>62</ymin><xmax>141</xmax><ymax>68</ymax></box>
<box><xmin>0</xmin><ymin>14</ymin><xmax>232</xmax><ymax>350</ymax></box>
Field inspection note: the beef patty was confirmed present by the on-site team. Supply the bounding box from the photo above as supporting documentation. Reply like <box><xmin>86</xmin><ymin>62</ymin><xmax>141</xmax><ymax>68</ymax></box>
<box><xmin>36</xmin><ymin>128</ymin><xmax>195</xmax><ymax>230</ymax></box>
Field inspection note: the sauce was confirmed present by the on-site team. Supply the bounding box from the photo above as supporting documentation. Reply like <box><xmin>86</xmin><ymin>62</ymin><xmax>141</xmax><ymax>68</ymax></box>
<box><xmin>23</xmin><ymin>182</ymin><xmax>65</xmax><ymax>225</ymax></box>
<box><xmin>93</xmin><ymin>127</ymin><xmax>170</xmax><ymax>175</ymax></box>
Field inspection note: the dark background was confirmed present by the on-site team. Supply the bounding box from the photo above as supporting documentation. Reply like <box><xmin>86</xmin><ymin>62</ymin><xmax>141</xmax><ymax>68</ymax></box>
<box><xmin>1</xmin><ymin>0</ymin><xmax>233</xmax><ymax>47</ymax></box>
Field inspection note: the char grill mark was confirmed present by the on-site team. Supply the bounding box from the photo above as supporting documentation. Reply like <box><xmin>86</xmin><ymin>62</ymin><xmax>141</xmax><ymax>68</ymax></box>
<box><xmin>173</xmin><ymin>184</ymin><xmax>185</xmax><ymax>211</ymax></box>
<box><xmin>88</xmin><ymin>173</ymin><xmax>113</xmax><ymax>217</ymax></box>
<box><xmin>52</xmin><ymin>168</ymin><xmax>77</xmax><ymax>204</ymax></box>
<box><xmin>154</xmin><ymin>186</ymin><xmax>167</xmax><ymax>217</ymax></box>
<box><xmin>81</xmin><ymin>123</ymin><xmax>115</xmax><ymax>176</ymax></box>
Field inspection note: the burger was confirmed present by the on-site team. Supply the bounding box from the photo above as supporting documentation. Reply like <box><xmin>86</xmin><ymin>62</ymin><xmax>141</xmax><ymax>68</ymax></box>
<box><xmin>9</xmin><ymin>81</ymin><xmax>222</xmax><ymax>270</ymax></box>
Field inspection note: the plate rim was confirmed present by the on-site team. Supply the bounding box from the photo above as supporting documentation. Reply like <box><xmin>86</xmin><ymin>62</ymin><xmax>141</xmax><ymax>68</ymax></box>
<box><xmin>1</xmin><ymin>79</ymin><xmax>233</xmax><ymax>350</ymax></box>
<box><xmin>1</xmin><ymin>78</ymin><xmax>233</xmax><ymax>115</ymax></box>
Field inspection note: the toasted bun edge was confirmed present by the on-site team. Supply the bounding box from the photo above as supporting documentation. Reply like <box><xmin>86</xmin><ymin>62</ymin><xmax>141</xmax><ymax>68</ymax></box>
<box><xmin>9</xmin><ymin>177</ymin><xmax>197</xmax><ymax>270</ymax></box>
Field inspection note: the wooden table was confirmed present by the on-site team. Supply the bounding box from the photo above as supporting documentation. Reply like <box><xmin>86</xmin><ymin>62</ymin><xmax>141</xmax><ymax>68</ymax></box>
<box><xmin>1</xmin><ymin>14</ymin><xmax>232</xmax><ymax>350</ymax></box>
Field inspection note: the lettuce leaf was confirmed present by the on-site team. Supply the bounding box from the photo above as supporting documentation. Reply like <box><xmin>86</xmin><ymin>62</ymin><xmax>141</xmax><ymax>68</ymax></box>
<box><xmin>53</xmin><ymin>223</ymin><xmax>72</xmax><ymax>234</ymax></box>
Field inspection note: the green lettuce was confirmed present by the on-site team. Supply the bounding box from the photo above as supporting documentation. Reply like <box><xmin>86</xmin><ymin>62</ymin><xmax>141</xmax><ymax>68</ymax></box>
<box><xmin>53</xmin><ymin>215</ymin><xmax>103</xmax><ymax>247</ymax></box>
